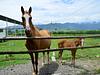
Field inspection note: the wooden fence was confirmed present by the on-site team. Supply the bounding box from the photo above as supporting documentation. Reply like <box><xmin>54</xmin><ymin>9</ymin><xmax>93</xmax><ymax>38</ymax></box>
<box><xmin>0</xmin><ymin>35</ymin><xmax>100</xmax><ymax>55</ymax></box>
<box><xmin>0</xmin><ymin>15</ymin><xmax>100</xmax><ymax>74</ymax></box>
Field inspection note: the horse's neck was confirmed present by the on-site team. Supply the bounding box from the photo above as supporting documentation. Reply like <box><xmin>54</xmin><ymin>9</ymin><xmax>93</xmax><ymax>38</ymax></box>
<box><xmin>25</xmin><ymin>30</ymin><xmax>32</xmax><ymax>37</ymax></box>
<box><xmin>30</xmin><ymin>25</ymin><xmax>41</xmax><ymax>36</ymax></box>
<box><xmin>74</xmin><ymin>39</ymin><xmax>80</xmax><ymax>46</ymax></box>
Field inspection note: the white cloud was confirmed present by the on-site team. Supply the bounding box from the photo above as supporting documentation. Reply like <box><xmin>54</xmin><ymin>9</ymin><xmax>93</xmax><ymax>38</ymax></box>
<box><xmin>0</xmin><ymin>0</ymin><xmax>100</xmax><ymax>25</ymax></box>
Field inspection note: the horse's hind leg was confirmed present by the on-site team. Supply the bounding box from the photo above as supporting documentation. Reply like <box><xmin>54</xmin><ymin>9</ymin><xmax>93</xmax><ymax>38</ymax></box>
<box><xmin>58</xmin><ymin>50</ymin><xmax>63</xmax><ymax>64</ymax></box>
<box><xmin>42</xmin><ymin>52</ymin><xmax>45</xmax><ymax>65</ymax></box>
<box><xmin>71</xmin><ymin>49</ymin><xmax>76</xmax><ymax>66</ymax></box>
<box><xmin>47</xmin><ymin>51</ymin><xmax>50</xmax><ymax>64</ymax></box>
<box><xmin>47</xmin><ymin>47</ymin><xmax>50</xmax><ymax>64</ymax></box>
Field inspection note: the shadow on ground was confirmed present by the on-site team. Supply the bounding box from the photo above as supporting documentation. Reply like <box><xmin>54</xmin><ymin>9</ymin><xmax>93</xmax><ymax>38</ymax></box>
<box><xmin>39</xmin><ymin>62</ymin><xmax>59</xmax><ymax>75</ymax></box>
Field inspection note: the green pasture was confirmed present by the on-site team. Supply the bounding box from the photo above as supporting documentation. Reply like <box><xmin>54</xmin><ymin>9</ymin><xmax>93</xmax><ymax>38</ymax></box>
<box><xmin>0</xmin><ymin>33</ymin><xmax>100</xmax><ymax>69</ymax></box>
<box><xmin>0</xmin><ymin>40</ymin><xmax>29</xmax><ymax>69</ymax></box>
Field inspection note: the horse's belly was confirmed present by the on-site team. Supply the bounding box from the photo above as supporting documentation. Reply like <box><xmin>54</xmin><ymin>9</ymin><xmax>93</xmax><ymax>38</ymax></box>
<box><xmin>39</xmin><ymin>39</ymin><xmax>51</xmax><ymax>49</ymax></box>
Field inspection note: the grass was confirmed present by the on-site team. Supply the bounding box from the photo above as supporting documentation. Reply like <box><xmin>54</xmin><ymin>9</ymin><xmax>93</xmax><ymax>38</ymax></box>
<box><xmin>0</xmin><ymin>34</ymin><xmax>100</xmax><ymax>69</ymax></box>
<box><xmin>0</xmin><ymin>40</ymin><xmax>30</xmax><ymax>69</ymax></box>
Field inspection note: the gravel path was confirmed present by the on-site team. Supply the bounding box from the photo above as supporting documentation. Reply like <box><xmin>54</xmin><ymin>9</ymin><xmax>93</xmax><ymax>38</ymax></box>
<box><xmin>0</xmin><ymin>59</ymin><xmax>100</xmax><ymax>75</ymax></box>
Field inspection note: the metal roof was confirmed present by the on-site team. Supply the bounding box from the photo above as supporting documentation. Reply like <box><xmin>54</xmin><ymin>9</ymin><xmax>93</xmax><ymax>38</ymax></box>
<box><xmin>0</xmin><ymin>15</ymin><xmax>21</xmax><ymax>24</ymax></box>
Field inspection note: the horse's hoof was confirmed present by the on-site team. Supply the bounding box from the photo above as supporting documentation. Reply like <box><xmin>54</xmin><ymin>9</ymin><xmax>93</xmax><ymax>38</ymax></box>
<box><xmin>48</xmin><ymin>62</ymin><xmax>50</xmax><ymax>64</ymax></box>
<box><xmin>42</xmin><ymin>62</ymin><xmax>46</xmax><ymax>66</ymax></box>
<box><xmin>71</xmin><ymin>63</ymin><xmax>75</xmax><ymax>67</ymax></box>
<box><xmin>32</xmin><ymin>72</ymin><xmax>36</xmax><ymax>75</ymax></box>
<box><xmin>58</xmin><ymin>62</ymin><xmax>62</xmax><ymax>65</ymax></box>
<box><xmin>60</xmin><ymin>63</ymin><xmax>63</xmax><ymax>65</ymax></box>
<box><xmin>58</xmin><ymin>61</ymin><xmax>62</xmax><ymax>65</ymax></box>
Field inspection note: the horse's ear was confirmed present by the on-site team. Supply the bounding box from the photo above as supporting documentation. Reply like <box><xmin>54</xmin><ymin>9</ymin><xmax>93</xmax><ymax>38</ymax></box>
<box><xmin>29</xmin><ymin>7</ymin><xmax>32</xmax><ymax>14</ymax></box>
<box><xmin>21</xmin><ymin>6</ymin><xmax>24</xmax><ymax>14</ymax></box>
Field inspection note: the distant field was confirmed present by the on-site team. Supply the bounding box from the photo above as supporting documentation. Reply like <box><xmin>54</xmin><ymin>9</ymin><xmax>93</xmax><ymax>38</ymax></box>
<box><xmin>0</xmin><ymin>33</ymin><xmax>100</xmax><ymax>68</ymax></box>
<box><xmin>52</xmin><ymin>30</ymin><xmax>100</xmax><ymax>34</ymax></box>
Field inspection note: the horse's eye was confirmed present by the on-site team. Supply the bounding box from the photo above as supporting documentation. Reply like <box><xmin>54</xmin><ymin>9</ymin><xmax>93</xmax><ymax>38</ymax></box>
<box><xmin>29</xmin><ymin>17</ymin><xmax>32</xmax><ymax>20</ymax></box>
<box><xmin>29</xmin><ymin>17</ymin><xmax>32</xmax><ymax>22</ymax></box>
<box><xmin>22</xmin><ymin>17</ymin><xmax>25</xmax><ymax>21</ymax></box>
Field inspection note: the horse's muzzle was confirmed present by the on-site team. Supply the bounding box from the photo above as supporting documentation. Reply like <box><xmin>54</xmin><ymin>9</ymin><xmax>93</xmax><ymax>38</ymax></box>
<box><xmin>25</xmin><ymin>30</ymin><xmax>32</xmax><ymax>37</ymax></box>
<box><xmin>26</xmin><ymin>26</ymin><xmax>31</xmax><ymax>30</ymax></box>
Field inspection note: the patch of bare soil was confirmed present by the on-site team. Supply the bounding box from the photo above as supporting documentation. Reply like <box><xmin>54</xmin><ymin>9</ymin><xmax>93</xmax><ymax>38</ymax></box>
<box><xmin>0</xmin><ymin>59</ymin><xmax>100</xmax><ymax>75</ymax></box>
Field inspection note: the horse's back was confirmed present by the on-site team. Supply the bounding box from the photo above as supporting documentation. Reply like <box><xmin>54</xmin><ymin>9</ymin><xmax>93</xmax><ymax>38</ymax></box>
<box><xmin>39</xmin><ymin>30</ymin><xmax>51</xmax><ymax>37</ymax></box>
<box><xmin>58</xmin><ymin>39</ymin><xmax>76</xmax><ymax>48</ymax></box>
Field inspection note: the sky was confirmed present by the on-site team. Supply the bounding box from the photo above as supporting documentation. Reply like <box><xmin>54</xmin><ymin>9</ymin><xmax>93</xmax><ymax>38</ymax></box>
<box><xmin>0</xmin><ymin>0</ymin><xmax>100</xmax><ymax>26</ymax></box>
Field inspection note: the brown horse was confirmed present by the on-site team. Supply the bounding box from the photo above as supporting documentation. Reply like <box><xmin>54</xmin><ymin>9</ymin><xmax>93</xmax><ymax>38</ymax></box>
<box><xmin>58</xmin><ymin>37</ymin><xmax>84</xmax><ymax>65</ymax></box>
<box><xmin>21</xmin><ymin>6</ymin><xmax>51</xmax><ymax>75</ymax></box>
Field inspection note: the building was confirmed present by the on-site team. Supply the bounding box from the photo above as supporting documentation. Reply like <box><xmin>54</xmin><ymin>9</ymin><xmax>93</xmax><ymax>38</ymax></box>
<box><xmin>0</xmin><ymin>27</ymin><xmax>6</xmax><ymax>42</ymax></box>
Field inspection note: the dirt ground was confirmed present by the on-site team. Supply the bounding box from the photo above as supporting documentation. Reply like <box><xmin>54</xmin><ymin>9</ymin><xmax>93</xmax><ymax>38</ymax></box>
<box><xmin>0</xmin><ymin>59</ymin><xmax>100</xmax><ymax>75</ymax></box>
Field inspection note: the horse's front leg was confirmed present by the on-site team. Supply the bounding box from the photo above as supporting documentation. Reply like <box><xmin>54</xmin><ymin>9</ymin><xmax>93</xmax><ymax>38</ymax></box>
<box><xmin>35</xmin><ymin>52</ymin><xmax>38</xmax><ymax>75</ymax></box>
<box><xmin>29</xmin><ymin>53</ymin><xmax>36</xmax><ymax>75</ymax></box>
<box><xmin>25</xmin><ymin>44</ymin><xmax>36</xmax><ymax>75</ymax></box>
<box><xmin>71</xmin><ymin>49</ymin><xmax>76</xmax><ymax>66</ymax></box>
<box><xmin>58</xmin><ymin>50</ymin><xmax>63</xmax><ymax>64</ymax></box>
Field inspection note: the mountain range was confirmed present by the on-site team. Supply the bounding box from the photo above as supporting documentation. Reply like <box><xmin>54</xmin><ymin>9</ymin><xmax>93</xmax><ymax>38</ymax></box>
<box><xmin>8</xmin><ymin>22</ymin><xmax>100</xmax><ymax>31</ymax></box>
<box><xmin>37</xmin><ymin>22</ymin><xmax>100</xmax><ymax>31</ymax></box>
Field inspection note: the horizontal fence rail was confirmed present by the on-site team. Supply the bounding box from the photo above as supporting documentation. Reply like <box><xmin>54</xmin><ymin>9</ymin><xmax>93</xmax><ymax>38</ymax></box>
<box><xmin>0</xmin><ymin>34</ymin><xmax>100</xmax><ymax>40</ymax></box>
<box><xmin>0</xmin><ymin>35</ymin><xmax>100</xmax><ymax>55</ymax></box>
<box><xmin>0</xmin><ymin>15</ymin><xmax>21</xmax><ymax>24</ymax></box>
<box><xmin>0</xmin><ymin>45</ymin><xmax>100</xmax><ymax>55</ymax></box>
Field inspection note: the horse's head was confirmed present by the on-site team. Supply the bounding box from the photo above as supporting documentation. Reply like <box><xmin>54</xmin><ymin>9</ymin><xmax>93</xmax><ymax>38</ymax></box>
<box><xmin>21</xmin><ymin>6</ymin><xmax>32</xmax><ymax>31</ymax></box>
<box><xmin>75</xmin><ymin>37</ymin><xmax>84</xmax><ymax>47</ymax></box>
